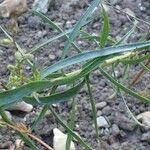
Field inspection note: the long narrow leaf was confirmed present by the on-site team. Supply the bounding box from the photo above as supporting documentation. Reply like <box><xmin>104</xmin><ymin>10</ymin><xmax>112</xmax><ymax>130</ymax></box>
<box><xmin>31</xmin><ymin>28</ymin><xmax>73</xmax><ymax>53</ymax></box>
<box><xmin>62</xmin><ymin>0</ymin><xmax>101</xmax><ymax>58</ymax></box>
<box><xmin>0</xmin><ymin>81</ymin><xmax>52</xmax><ymax>106</ymax></box>
<box><xmin>99</xmin><ymin>6</ymin><xmax>110</xmax><ymax>47</ymax></box>
<box><xmin>100</xmin><ymin>67</ymin><xmax>150</xmax><ymax>102</ymax></box>
<box><xmin>0</xmin><ymin>58</ymin><xmax>105</xmax><ymax>107</ymax></box>
<box><xmin>42</xmin><ymin>41</ymin><xmax>150</xmax><ymax>78</ymax></box>
<box><xmin>86</xmin><ymin>76</ymin><xmax>99</xmax><ymax>139</ymax></box>
<box><xmin>115</xmin><ymin>21</ymin><xmax>137</xmax><ymax>45</ymax></box>
<box><xmin>66</xmin><ymin>97</ymin><xmax>76</xmax><ymax>150</ymax></box>
<box><xmin>23</xmin><ymin>81</ymin><xmax>84</xmax><ymax>105</ymax></box>
<box><xmin>31</xmin><ymin>10</ymin><xmax>81</xmax><ymax>53</ymax></box>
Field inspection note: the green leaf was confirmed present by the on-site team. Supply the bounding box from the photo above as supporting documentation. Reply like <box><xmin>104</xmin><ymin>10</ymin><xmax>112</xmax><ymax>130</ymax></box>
<box><xmin>99</xmin><ymin>5</ymin><xmax>110</xmax><ymax>48</ymax></box>
<box><xmin>0</xmin><ymin>80</ymin><xmax>52</xmax><ymax>107</ymax></box>
<box><xmin>31</xmin><ymin>28</ymin><xmax>73</xmax><ymax>53</ymax></box>
<box><xmin>0</xmin><ymin>58</ymin><xmax>105</xmax><ymax>108</ymax></box>
<box><xmin>115</xmin><ymin>21</ymin><xmax>137</xmax><ymax>45</ymax></box>
<box><xmin>62</xmin><ymin>0</ymin><xmax>102</xmax><ymax>58</ymax></box>
<box><xmin>42</xmin><ymin>41</ymin><xmax>150</xmax><ymax>78</ymax></box>
<box><xmin>31</xmin><ymin>10</ymin><xmax>81</xmax><ymax>53</ymax></box>
<box><xmin>66</xmin><ymin>97</ymin><xmax>76</xmax><ymax>150</ymax></box>
<box><xmin>86</xmin><ymin>76</ymin><xmax>99</xmax><ymax>138</ymax></box>
<box><xmin>1</xmin><ymin>41</ymin><xmax>149</xmax><ymax>107</ymax></box>
<box><xmin>23</xmin><ymin>81</ymin><xmax>84</xmax><ymax>105</ymax></box>
<box><xmin>100</xmin><ymin>67</ymin><xmax>150</xmax><ymax>102</ymax></box>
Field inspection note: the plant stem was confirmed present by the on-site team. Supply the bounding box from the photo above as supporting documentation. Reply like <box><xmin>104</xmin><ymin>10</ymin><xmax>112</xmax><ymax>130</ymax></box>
<box><xmin>85</xmin><ymin>76</ymin><xmax>99</xmax><ymax>144</ymax></box>
<box><xmin>49</xmin><ymin>106</ymin><xmax>92</xmax><ymax>150</ymax></box>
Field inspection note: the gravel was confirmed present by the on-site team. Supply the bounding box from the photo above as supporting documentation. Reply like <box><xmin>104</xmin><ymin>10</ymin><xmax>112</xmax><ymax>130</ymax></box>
<box><xmin>0</xmin><ymin>0</ymin><xmax>150</xmax><ymax>149</ymax></box>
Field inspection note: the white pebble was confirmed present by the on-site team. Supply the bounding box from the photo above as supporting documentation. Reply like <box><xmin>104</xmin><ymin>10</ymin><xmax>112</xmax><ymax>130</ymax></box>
<box><xmin>137</xmin><ymin>111</ymin><xmax>150</xmax><ymax>130</ymax></box>
<box><xmin>97</xmin><ymin>116</ymin><xmax>109</xmax><ymax>128</ymax></box>
<box><xmin>8</xmin><ymin>101</ymin><xmax>33</xmax><ymax>112</ymax></box>
<box><xmin>53</xmin><ymin>128</ymin><xmax>75</xmax><ymax>150</ymax></box>
<box><xmin>96</xmin><ymin>101</ymin><xmax>107</xmax><ymax>109</ymax></box>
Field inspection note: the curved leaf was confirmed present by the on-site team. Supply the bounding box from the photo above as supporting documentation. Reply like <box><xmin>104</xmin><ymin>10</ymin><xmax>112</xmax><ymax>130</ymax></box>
<box><xmin>115</xmin><ymin>21</ymin><xmax>137</xmax><ymax>45</ymax></box>
<box><xmin>99</xmin><ymin>6</ymin><xmax>110</xmax><ymax>47</ymax></box>
<box><xmin>0</xmin><ymin>57</ymin><xmax>105</xmax><ymax>107</ymax></box>
<box><xmin>23</xmin><ymin>80</ymin><xmax>84</xmax><ymax>105</ymax></box>
<box><xmin>0</xmin><ymin>81</ymin><xmax>52</xmax><ymax>107</ymax></box>
<box><xmin>42</xmin><ymin>41</ymin><xmax>150</xmax><ymax>78</ymax></box>
<box><xmin>100</xmin><ymin>68</ymin><xmax>150</xmax><ymax>102</ymax></box>
<box><xmin>62</xmin><ymin>0</ymin><xmax>101</xmax><ymax>58</ymax></box>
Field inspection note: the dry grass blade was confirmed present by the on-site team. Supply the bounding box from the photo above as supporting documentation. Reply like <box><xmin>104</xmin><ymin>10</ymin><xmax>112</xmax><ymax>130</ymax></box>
<box><xmin>129</xmin><ymin>58</ymin><xmax>150</xmax><ymax>87</ymax></box>
<box><xmin>0</xmin><ymin>121</ymin><xmax>54</xmax><ymax>150</ymax></box>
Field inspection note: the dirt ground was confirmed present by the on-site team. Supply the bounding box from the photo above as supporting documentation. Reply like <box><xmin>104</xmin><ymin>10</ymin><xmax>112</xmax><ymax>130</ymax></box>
<box><xmin>0</xmin><ymin>0</ymin><xmax>150</xmax><ymax>149</ymax></box>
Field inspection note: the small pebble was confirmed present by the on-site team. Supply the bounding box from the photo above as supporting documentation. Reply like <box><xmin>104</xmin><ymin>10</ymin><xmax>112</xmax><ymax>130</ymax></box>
<box><xmin>137</xmin><ymin>111</ymin><xmax>150</xmax><ymax>130</ymax></box>
<box><xmin>8</xmin><ymin>101</ymin><xmax>33</xmax><ymax>112</ymax></box>
<box><xmin>96</xmin><ymin>101</ymin><xmax>107</xmax><ymax>109</ymax></box>
<box><xmin>49</xmin><ymin>54</ymin><xmax>56</xmax><ymax>61</ymax></box>
<box><xmin>111</xmin><ymin>124</ymin><xmax>120</xmax><ymax>135</ymax></box>
<box><xmin>97</xmin><ymin>116</ymin><xmax>109</xmax><ymax>128</ymax></box>
<box><xmin>28</xmin><ymin>16</ymin><xmax>41</xmax><ymax>29</ymax></box>
<box><xmin>0</xmin><ymin>141</ymin><xmax>12</xmax><ymax>149</ymax></box>
<box><xmin>56</xmin><ymin>85</ymin><xmax>67</xmax><ymax>92</ymax></box>
<box><xmin>141</xmin><ymin>132</ymin><xmax>150</xmax><ymax>141</ymax></box>
<box><xmin>53</xmin><ymin>128</ymin><xmax>75</xmax><ymax>150</ymax></box>
<box><xmin>97</xmin><ymin>110</ymin><xmax>102</xmax><ymax>116</ymax></box>
<box><xmin>102</xmin><ymin>106</ymin><xmax>112</xmax><ymax>116</ymax></box>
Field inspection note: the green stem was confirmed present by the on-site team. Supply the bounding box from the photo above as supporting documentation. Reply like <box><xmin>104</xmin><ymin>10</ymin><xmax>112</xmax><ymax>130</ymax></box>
<box><xmin>31</xmin><ymin>86</ymin><xmax>57</xmax><ymax>130</ymax></box>
<box><xmin>49</xmin><ymin>106</ymin><xmax>92</xmax><ymax>150</ymax></box>
<box><xmin>85</xmin><ymin>76</ymin><xmax>99</xmax><ymax>141</ymax></box>
<box><xmin>66</xmin><ymin>97</ymin><xmax>76</xmax><ymax>150</ymax></box>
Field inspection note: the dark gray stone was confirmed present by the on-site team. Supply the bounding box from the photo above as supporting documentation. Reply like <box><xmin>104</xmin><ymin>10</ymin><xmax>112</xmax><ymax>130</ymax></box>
<box><xmin>28</xmin><ymin>16</ymin><xmax>41</xmax><ymax>29</ymax></box>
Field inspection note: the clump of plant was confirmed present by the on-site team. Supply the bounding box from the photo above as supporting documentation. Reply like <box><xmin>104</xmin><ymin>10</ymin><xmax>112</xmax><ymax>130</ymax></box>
<box><xmin>0</xmin><ymin>0</ymin><xmax>150</xmax><ymax>149</ymax></box>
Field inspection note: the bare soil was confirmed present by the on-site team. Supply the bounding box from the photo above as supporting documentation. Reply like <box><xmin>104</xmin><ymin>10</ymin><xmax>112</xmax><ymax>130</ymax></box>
<box><xmin>0</xmin><ymin>0</ymin><xmax>150</xmax><ymax>149</ymax></box>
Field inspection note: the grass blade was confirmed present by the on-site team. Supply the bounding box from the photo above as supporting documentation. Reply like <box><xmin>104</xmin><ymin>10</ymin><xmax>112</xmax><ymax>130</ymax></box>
<box><xmin>100</xmin><ymin>67</ymin><xmax>150</xmax><ymax>102</ymax></box>
<box><xmin>66</xmin><ymin>97</ymin><xmax>76</xmax><ymax>150</ymax></box>
<box><xmin>49</xmin><ymin>106</ymin><xmax>93</xmax><ymax>150</ymax></box>
<box><xmin>0</xmin><ymin>80</ymin><xmax>52</xmax><ymax>107</ymax></box>
<box><xmin>86</xmin><ymin>76</ymin><xmax>99</xmax><ymax>140</ymax></box>
<box><xmin>62</xmin><ymin>0</ymin><xmax>101</xmax><ymax>58</ymax></box>
<box><xmin>23</xmin><ymin>81</ymin><xmax>84</xmax><ymax>105</ymax></box>
<box><xmin>42</xmin><ymin>41</ymin><xmax>150</xmax><ymax>78</ymax></box>
<box><xmin>32</xmin><ymin>10</ymin><xmax>81</xmax><ymax>53</ymax></box>
<box><xmin>115</xmin><ymin>21</ymin><xmax>137</xmax><ymax>45</ymax></box>
<box><xmin>99</xmin><ymin>5</ymin><xmax>110</xmax><ymax>47</ymax></box>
